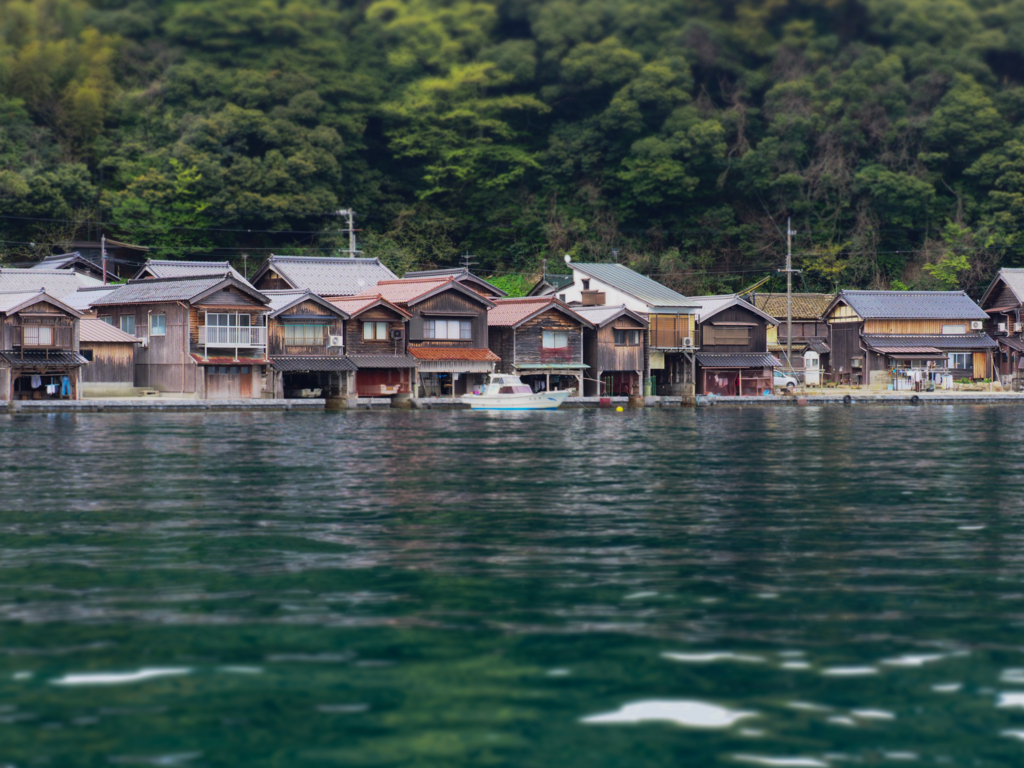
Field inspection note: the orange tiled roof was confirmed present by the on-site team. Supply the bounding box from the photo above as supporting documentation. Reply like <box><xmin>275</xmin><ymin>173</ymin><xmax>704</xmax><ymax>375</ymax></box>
<box><xmin>409</xmin><ymin>347</ymin><xmax>500</xmax><ymax>362</ymax></box>
<box><xmin>327</xmin><ymin>294</ymin><xmax>412</xmax><ymax>318</ymax></box>
<box><xmin>356</xmin><ymin>276</ymin><xmax>456</xmax><ymax>304</ymax></box>
<box><xmin>487</xmin><ymin>296</ymin><xmax>591</xmax><ymax>327</ymax></box>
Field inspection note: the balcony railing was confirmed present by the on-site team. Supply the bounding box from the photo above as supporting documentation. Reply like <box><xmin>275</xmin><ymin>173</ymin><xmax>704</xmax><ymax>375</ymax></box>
<box><xmin>199</xmin><ymin>326</ymin><xmax>266</xmax><ymax>347</ymax></box>
<box><xmin>13</xmin><ymin>324</ymin><xmax>74</xmax><ymax>350</ymax></box>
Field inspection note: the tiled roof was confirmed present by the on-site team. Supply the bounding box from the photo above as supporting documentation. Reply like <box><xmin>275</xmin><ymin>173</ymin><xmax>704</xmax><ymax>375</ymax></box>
<box><xmin>403</xmin><ymin>268</ymin><xmax>507</xmax><ymax>297</ymax></box>
<box><xmin>0</xmin><ymin>350</ymin><xmax>89</xmax><ymax>368</ymax></box>
<box><xmin>808</xmin><ymin>339</ymin><xmax>831</xmax><ymax>354</ymax></box>
<box><xmin>688</xmin><ymin>294</ymin><xmax>779</xmax><ymax>325</ymax></box>
<box><xmin>328</xmin><ymin>295</ymin><xmax>412</xmax><ymax>318</ymax></box>
<box><xmin>347</xmin><ymin>354</ymin><xmax>419</xmax><ymax>369</ymax></box>
<box><xmin>768</xmin><ymin>341</ymin><xmax>808</xmax><ymax>353</ymax></box>
<box><xmin>91</xmin><ymin>276</ymin><xmax>225</xmax><ymax>305</ymax></box>
<box><xmin>862</xmin><ymin>334</ymin><xmax>997</xmax><ymax>350</ymax></box>
<box><xmin>409</xmin><ymin>347</ymin><xmax>500</xmax><ymax>362</ymax></box>
<box><xmin>263</xmin><ymin>289</ymin><xmax>348</xmax><ymax>318</ymax></box>
<box><xmin>190</xmin><ymin>354</ymin><xmax>267</xmax><ymax>366</ymax></box>
<box><xmin>137</xmin><ymin>260</ymin><xmax>247</xmax><ymax>283</ymax></box>
<box><xmin>0</xmin><ymin>291</ymin><xmax>46</xmax><ymax>313</ymax></box>
<box><xmin>984</xmin><ymin>268</ymin><xmax>1024</xmax><ymax>306</ymax></box>
<box><xmin>64</xmin><ymin>288</ymin><xmax>117</xmax><ymax>311</ymax></box>
<box><xmin>571</xmin><ymin>304</ymin><xmax>648</xmax><ymax>327</ymax></box>
<box><xmin>488</xmin><ymin>297</ymin><xmax>592</xmax><ymax>327</ymax></box>
<box><xmin>754</xmin><ymin>293</ymin><xmax>834</xmax><ymax>320</ymax></box>
<box><xmin>0</xmin><ymin>268</ymin><xmax>105</xmax><ymax>297</ymax></box>
<box><xmin>257</xmin><ymin>255</ymin><xmax>396</xmax><ymax>296</ymax></box>
<box><xmin>999</xmin><ymin>336</ymin><xmax>1024</xmax><ymax>352</ymax></box>
<box><xmin>695</xmin><ymin>352</ymin><xmax>781</xmax><ymax>367</ymax></box>
<box><xmin>360</xmin><ymin>276</ymin><xmax>459</xmax><ymax>305</ymax></box>
<box><xmin>270</xmin><ymin>355</ymin><xmax>357</xmax><ymax>372</ymax></box>
<box><xmin>838</xmin><ymin>290</ymin><xmax>987</xmax><ymax>320</ymax></box>
<box><xmin>570</xmin><ymin>262</ymin><xmax>694</xmax><ymax>308</ymax></box>
<box><xmin>80</xmin><ymin>318</ymin><xmax>141</xmax><ymax>344</ymax></box>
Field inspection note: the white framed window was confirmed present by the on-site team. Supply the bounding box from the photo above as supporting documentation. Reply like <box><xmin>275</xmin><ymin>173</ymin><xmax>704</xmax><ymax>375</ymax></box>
<box><xmin>949</xmin><ymin>352</ymin><xmax>971</xmax><ymax>369</ymax></box>
<box><xmin>285</xmin><ymin>324</ymin><xmax>326</xmax><ymax>345</ymax></box>
<box><xmin>207</xmin><ymin>313</ymin><xmax>250</xmax><ymax>327</ymax></box>
<box><xmin>363</xmin><ymin>321</ymin><xmax>388</xmax><ymax>340</ymax></box>
<box><xmin>120</xmin><ymin>315</ymin><xmax>135</xmax><ymax>335</ymax></box>
<box><xmin>150</xmin><ymin>314</ymin><xmax>166</xmax><ymax>336</ymax></box>
<box><xmin>424</xmin><ymin>319</ymin><xmax>472</xmax><ymax>340</ymax></box>
<box><xmin>23</xmin><ymin>326</ymin><xmax>53</xmax><ymax>346</ymax></box>
<box><xmin>542</xmin><ymin>330</ymin><xmax>568</xmax><ymax>349</ymax></box>
<box><xmin>942</xmin><ymin>324</ymin><xmax>966</xmax><ymax>335</ymax></box>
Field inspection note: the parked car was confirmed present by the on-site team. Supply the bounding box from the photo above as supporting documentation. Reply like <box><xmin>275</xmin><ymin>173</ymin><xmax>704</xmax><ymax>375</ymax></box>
<box><xmin>774</xmin><ymin>370</ymin><xmax>799</xmax><ymax>388</ymax></box>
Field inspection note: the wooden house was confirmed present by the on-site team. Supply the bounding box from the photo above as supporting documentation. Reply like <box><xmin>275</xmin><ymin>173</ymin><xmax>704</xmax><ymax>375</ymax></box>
<box><xmin>0</xmin><ymin>267</ymin><xmax>105</xmax><ymax>297</ymax></box>
<box><xmin>134</xmin><ymin>259</ymin><xmax>249</xmax><ymax>284</ymax></box>
<box><xmin>91</xmin><ymin>274</ymin><xmax>272</xmax><ymax>399</ymax></box>
<box><xmin>263</xmin><ymin>289</ymin><xmax>354</xmax><ymax>398</ymax></box>
<box><xmin>328</xmin><ymin>295</ymin><xmax>416</xmax><ymax>398</ymax></box>
<box><xmin>558</xmin><ymin>258</ymin><xmax>697</xmax><ymax>395</ymax></box>
<box><xmin>487</xmin><ymin>297</ymin><xmax>594</xmax><ymax>395</ymax></box>
<box><xmin>824</xmin><ymin>290</ymin><xmax>996</xmax><ymax>388</ymax></box>
<box><xmin>527</xmin><ymin>273</ymin><xmax>574</xmax><ymax>297</ymax></box>
<box><xmin>79</xmin><ymin>318</ymin><xmax>141</xmax><ymax>396</ymax></box>
<box><xmin>572</xmin><ymin>304</ymin><xmax>649</xmax><ymax>396</ymax></box>
<box><xmin>29</xmin><ymin>252</ymin><xmax>110</xmax><ymax>282</ymax></box>
<box><xmin>356</xmin><ymin>276</ymin><xmax>498</xmax><ymax>396</ymax></box>
<box><xmin>251</xmin><ymin>255</ymin><xmax>396</xmax><ymax>296</ymax></box>
<box><xmin>979</xmin><ymin>269</ymin><xmax>1024</xmax><ymax>385</ymax></box>
<box><xmin>753</xmin><ymin>292</ymin><xmax>834</xmax><ymax>373</ymax></box>
<box><xmin>688</xmin><ymin>295</ymin><xmax>780</xmax><ymax>396</ymax></box>
<box><xmin>0</xmin><ymin>289</ymin><xmax>87</xmax><ymax>401</ymax></box>
<box><xmin>404</xmin><ymin>268</ymin><xmax>507</xmax><ymax>299</ymax></box>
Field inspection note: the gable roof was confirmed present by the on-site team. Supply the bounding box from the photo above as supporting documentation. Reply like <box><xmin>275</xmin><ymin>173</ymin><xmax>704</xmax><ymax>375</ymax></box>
<box><xmin>64</xmin><ymin>287</ymin><xmax>119</xmax><ymax>311</ymax></box>
<box><xmin>488</xmin><ymin>297</ymin><xmax>594</xmax><ymax>328</ymax></box>
<box><xmin>403</xmin><ymin>268</ymin><xmax>507</xmax><ymax>297</ymax></box>
<box><xmin>528</xmin><ymin>273</ymin><xmax>574</xmax><ymax>296</ymax></box>
<box><xmin>327</xmin><ymin>294</ymin><xmax>412</xmax><ymax>319</ymax></box>
<box><xmin>980</xmin><ymin>268</ymin><xmax>1024</xmax><ymax>309</ymax></box>
<box><xmin>569</xmin><ymin>262</ymin><xmax>695</xmax><ymax>308</ymax></box>
<box><xmin>80</xmin><ymin>318</ymin><xmax>141</xmax><ymax>344</ymax></box>
<box><xmin>829</xmin><ymin>290</ymin><xmax>988</xmax><ymax>320</ymax></box>
<box><xmin>688</xmin><ymin>294</ymin><xmax>779</xmax><ymax>325</ymax></box>
<box><xmin>359</xmin><ymin>276</ymin><xmax>497</xmax><ymax>308</ymax></box>
<box><xmin>30</xmin><ymin>252</ymin><xmax>109</xmax><ymax>279</ymax></box>
<box><xmin>134</xmin><ymin>259</ymin><xmax>248</xmax><ymax>283</ymax></box>
<box><xmin>571</xmin><ymin>304</ymin><xmax>649</xmax><ymax>328</ymax></box>
<box><xmin>753</xmin><ymin>293</ymin><xmax>834</xmax><ymax>320</ymax></box>
<box><xmin>0</xmin><ymin>267</ymin><xmax>106</xmax><ymax>297</ymax></box>
<box><xmin>0</xmin><ymin>289</ymin><xmax>83</xmax><ymax>317</ymax></box>
<box><xmin>91</xmin><ymin>275</ymin><xmax>269</xmax><ymax>307</ymax></box>
<box><xmin>263</xmin><ymin>289</ymin><xmax>349</xmax><ymax>319</ymax></box>
<box><xmin>252</xmin><ymin>255</ymin><xmax>397</xmax><ymax>296</ymax></box>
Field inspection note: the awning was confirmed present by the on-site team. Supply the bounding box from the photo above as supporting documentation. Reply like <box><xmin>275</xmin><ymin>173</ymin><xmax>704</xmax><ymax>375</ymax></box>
<box><xmin>999</xmin><ymin>336</ymin><xmax>1024</xmax><ymax>352</ymax></box>
<box><xmin>888</xmin><ymin>353</ymin><xmax>948</xmax><ymax>361</ymax></box>
<box><xmin>0</xmin><ymin>351</ymin><xmax>88</xmax><ymax>368</ymax></box>
<box><xmin>190</xmin><ymin>354</ymin><xmax>267</xmax><ymax>366</ymax></box>
<box><xmin>808</xmin><ymin>339</ymin><xmax>830</xmax><ymax>354</ymax></box>
<box><xmin>870</xmin><ymin>346</ymin><xmax>943</xmax><ymax>354</ymax></box>
<box><xmin>695</xmin><ymin>352</ymin><xmax>781</xmax><ymax>368</ymax></box>
<box><xmin>417</xmin><ymin>360</ymin><xmax>496</xmax><ymax>373</ymax></box>
<box><xmin>270</xmin><ymin>355</ymin><xmax>356</xmax><ymax>372</ymax></box>
<box><xmin>514</xmin><ymin>363</ymin><xmax>589</xmax><ymax>370</ymax></box>
<box><xmin>347</xmin><ymin>354</ymin><xmax>418</xmax><ymax>369</ymax></box>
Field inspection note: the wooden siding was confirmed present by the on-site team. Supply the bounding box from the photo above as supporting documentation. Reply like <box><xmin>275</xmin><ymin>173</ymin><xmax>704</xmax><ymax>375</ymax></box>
<box><xmin>829</xmin><ymin>303</ymin><xmax>861</xmax><ymax>321</ymax></box>
<box><xmin>974</xmin><ymin>351</ymin><xmax>989</xmax><ymax>379</ymax></box>
<box><xmin>268</xmin><ymin>299</ymin><xmax>344</xmax><ymax>356</ymax></box>
<box><xmin>584</xmin><ymin>316</ymin><xmax>645</xmax><ymax>386</ymax></box>
<box><xmin>511</xmin><ymin>309</ymin><xmax>584</xmax><ymax>368</ymax></box>
<box><xmin>863</xmin><ymin>319</ymin><xmax>961</xmax><ymax>334</ymax></box>
<box><xmin>697</xmin><ymin>305</ymin><xmax>768</xmax><ymax>353</ymax></box>
<box><xmin>649</xmin><ymin>313</ymin><xmax>692</xmax><ymax>348</ymax></box>
<box><xmin>489</xmin><ymin>327</ymin><xmax>515</xmax><ymax>374</ymax></box>
<box><xmin>829</xmin><ymin>322</ymin><xmax>863</xmax><ymax>381</ymax></box>
<box><xmin>197</xmin><ymin>286</ymin><xmax>264</xmax><ymax>308</ymax></box>
<box><xmin>253</xmin><ymin>274</ymin><xmax>292</xmax><ymax>292</ymax></box>
<box><xmin>81</xmin><ymin>342</ymin><xmax>135</xmax><ymax>383</ymax></box>
<box><xmin>346</xmin><ymin>306</ymin><xmax>407</xmax><ymax>355</ymax></box>
<box><xmin>407</xmin><ymin>289</ymin><xmax>489</xmax><ymax>348</ymax></box>
<box><xmin>986</xmin><ymin>281</ymin><xmax>1019</xmax><ymax>310</ymax></box>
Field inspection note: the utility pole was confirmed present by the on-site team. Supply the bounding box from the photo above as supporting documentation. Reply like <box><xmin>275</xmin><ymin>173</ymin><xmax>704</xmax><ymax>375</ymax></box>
<box><xmin>242</xmin><ymin>253</ymin><xmax>249</xmax><ymax>281</ymax></box>
<box><xmin>101</xmin><ymin>234</ymin><xmax>107</xmax><ymax>285</ymax></box>
<box><xmin>460</xmin><ymin>252</ymin><xmax>476</xmax><ymax>271</ymax></box>
<box><xmin>781</xmin><ymin>217</ymin><xmax>800</xmax><ymax>372</ymax></box>
<box><xmin>337</xmin><ymin>209</ymin><xmax>357</xmax><ymax>255</ymax></box>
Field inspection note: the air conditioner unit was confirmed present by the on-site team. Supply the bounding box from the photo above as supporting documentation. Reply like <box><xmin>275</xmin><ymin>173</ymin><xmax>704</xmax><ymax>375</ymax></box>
<box><xmin>139</xmin><ymin>338</ymin><xmax>148</xmax><ymax>348</ymax></box>
<box><xmin>681</xmin><ymin>337</ymin><xmax>694</xmax><ymax>349</ymax></box>
<box><xmin>997</xmin><ymin>323</ymin><xmax>1007</xmax><ymax>333</ymax></box>
<box><xmin>327</xmin><ymin>335</ymin><xmax>344</xmax><ymax>347</ymax></box>
<box><xmin>391</xmin><ymin>328</ymin><xmax>405</xmax><ymax>340</ymax></box>
<box><xmin>972</xmin><ymin>321</ymin><xmax>985</xmax><ymax>330</ymax></box>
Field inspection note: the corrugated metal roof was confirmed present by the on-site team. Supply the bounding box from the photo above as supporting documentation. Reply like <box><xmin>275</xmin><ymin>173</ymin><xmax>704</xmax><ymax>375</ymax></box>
<box><xmin>347</xmin><ymin>354</ymin><xmax>419</xmax><ymax>369</ymax></box>
<box><xmin>138</xmin><ymin>260</ymin><xmax>247</xmax><ymax>283</ymax></box>
<box><xmin>839</xmin><ymin>290</ymin><xmax>988</xmax><ymax>320</ymax></box>
<box><xmin>64</xmin><ymin>288</ymin><xmax>117</xmax><ymax>311</ymax></box>
<box><xmin>262</xmin><ymin>289</ymin><xmax>348</xmax><ymax>318</ymax></box>
<box><xmin>80</xmin><ymin>318</ymin><xmax>140</xmax><ymax>344</ymax></box>
<box><xmin>0</xmin><ymin>291</ymin><xmax>46</xmax><ymax>313</ymax></box>
<box><xmin>258</xmin><ymin>255</ymin><xmax>396</xmax><ymax>296</ymax></box>
<box><xmin>983</xmin><ymin>268</ymin><xmax>1024</xmax><ymax>306</ymax></box>
<box><xmin>688</xmin><ymin>294</ymin><xmax>779</xmax><ymax>325</ymax></box>
<box><xmin>0</xmin><ymin>268</ymin><xmax>105</xmax><ymax>297</ymax></box>
<box><xmin>570</xmin><ymin>262</ymin><xmax>695</xmax><ymax>308</ymax></box>
<box><xmin>91</xmin><ymin>276</ymin><xmax>225</xmax><ymax>305</ymax></box>
<box><xmin>863</xmin><ymin>334</ymin><xmax>997</xmax><ymax>350</ymax></box>
<box><xmin>0</xmin><ymin>350</ymin><xmax>88</xmax><ymax>367</ymax></box>
<box><xmin>999</xmin><ymin>336</ymin><xmax>1024</xmax><ymax>352</ymax></box>
<box><xmin>270</xmin><ymin>355</ymin><xmax>357</xmax><ymax>372</ymax></box>
<box><xmin>754</xmin><ymin>293</ymin><xmax>834</xmax><ymax>320</ymax></box>
<box><xmin>571</xmin><ymin>304</ymin><xmax>648</xmax><ymax>327</ymax></box>
<box><xmin>695</xmin><ymin>352</ymin><xmax>781</xmax><ymax>367</ymax></box>
<box><xmin>409</xmin><ymin>347</ymin><xmax>500</xmax><ymax>362</ymax></box>
<box><xmin>488</xmin><ymin>297</ymin><xmax>592</xmax><ymax>327</ymax></box>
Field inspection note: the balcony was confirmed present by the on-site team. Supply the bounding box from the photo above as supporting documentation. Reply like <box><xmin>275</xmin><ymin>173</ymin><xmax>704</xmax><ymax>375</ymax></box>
<box><xmin>199</xmin><ymin>325</ymin><xmax>266</xmax><ymax>348</ymax></box>
<box><xmin>13</xmin><ymin>324</ymin><xmax>74</xmax><ymax>350</ymax></box>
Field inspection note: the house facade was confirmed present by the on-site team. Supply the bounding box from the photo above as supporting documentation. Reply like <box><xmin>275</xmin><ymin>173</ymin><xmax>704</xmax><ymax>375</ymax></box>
<box><xmin>79</xmin><ymin>318</ymin><xmax>140</xmax><ymax>396</ymax></box>
<box><xmin>573</xmin><ymin>304</ymin><xmax>649</xmax><ymax>396</ymax></box>
<box><xmin>689</xmin><ymin>295</ymin><xmax>780</xmax><ymax>396</ymax></box>
<box><xmin>487</xmin><ymin>297</ymin><xmax>593</xmax><ymax>395</ymax></box>
<box><xmin>979</xmin><ymin>268</ymin><xmax>1024</xmax><ymax>385</ymax></box>
<box><xmin>404</xmin><ymin>268</ymin><xmax>507</xmax><ymax>299</ymax></box>
<box><xmin>753</xmin><ymin>292</ymin><xmax>834</xmax><ymax>374</ymax></box>
<box><xmin>328</xmin><ymin>295</ymin><xmax>417</xmax><ymax>398</ymax></box>
<box><xmin>0</xmin><ymin>290</ymin><xmax>87</xmax><ymax>401</ymax></box>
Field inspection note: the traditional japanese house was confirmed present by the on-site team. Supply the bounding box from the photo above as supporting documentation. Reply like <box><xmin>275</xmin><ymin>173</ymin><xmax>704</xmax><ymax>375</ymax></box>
<box><xmin>527</xmin><ymin>273</ymin><xmax>574</xmax><ymax>297</ymax></box>
<box><xmin>487</xmin><ymin>297</ymin><xmax>594</xmax><ymax>394</ymax></box>
<box><xmin>688</xmin><ymin>295</ymin><xmax>780</xmax><ymax>396</ymax></box>
<box><xmin>78</xmin><ymin>318</ymin><xmax>141</xmax><ymax>396</ymax></box>
<box><xmin>328</xmin><ymin>295</ymin><xmax>417</xmax><ymax>398</ymax></box>
<box><xmin>824</xmin><ymin>290</ymin><xmax>996</xmax><ymax>388</ymax></box>
<box><xmin>29</xmin><ymin>252</ymin><xmax>110</xmax><ymax>282</ymax></box>
<box><xmin>753</xmin><ymin>292</ymin><xmax>834</xmax><ymax>373</ymax></box>
<box><xmin>0</xmin><ymin>267</ymin><xmax>105</xmax><ymax>297</ymax></box>
<box><xmin>49</xmin><ymin>239</ymin><xmax>150</xmax><ymax>280</ymax></box>
<box><xmin>263</xmin><ymin>289</ymin><xmax>353</xmax><ymax>398</ymax></box>
<box><xmin>134</xmin><ymin>259</ymin><xmax>249</xmax><ymax>283</ymax></box>
<box><xmin>0</xmin><ymin>289</ymin><xmax>87</xmax><ymax>401</ymax></box>
<box><xmin>251</xmin><ymin>255</ymin><xmax>396</xmax><ymax>296</ymax></box>
<box><xmin>558</xmin><ymin>258</ymin><xmax>697</xmax><ymax>395</ymax></box>
<box><xmin>356</xmin><ymin>276</ymin><xmax>498</xmax><ymax>396</ymax></box>
<box><xmin>91</xmin><ymin>274</ymin><xmax>272</xmax><ymax>399</ymax></box>
<box><xmin>979</xmin><ymin>269</ymin><xmax>1024</xmax><ymax>385</ymax></box>
<box><xmin>403</xmin><ymin>268</ymin><xmax>507</xmax><ymax>299</ymax></box>
<box><xmin>573</xmin><ymin>304</ymin><xmax>649</xmax><ymax>396</ymax></box>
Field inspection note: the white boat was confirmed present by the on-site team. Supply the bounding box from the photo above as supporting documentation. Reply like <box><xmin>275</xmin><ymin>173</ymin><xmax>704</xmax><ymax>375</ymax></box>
<box><xmin>461</xmin><ymin>374</ymin><xmax>571</xmax><ymax>411</ymax></box>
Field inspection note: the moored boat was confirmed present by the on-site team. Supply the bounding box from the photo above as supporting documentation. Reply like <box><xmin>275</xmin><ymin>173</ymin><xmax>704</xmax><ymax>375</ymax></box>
<box><xmin>461</xmin><ymin>374</ymin><xmax>570</xmax><ymax>410</ymax></box>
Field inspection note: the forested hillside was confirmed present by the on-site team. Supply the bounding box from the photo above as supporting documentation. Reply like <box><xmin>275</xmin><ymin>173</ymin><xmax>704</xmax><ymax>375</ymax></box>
<box><xmin>2</xmin><ymin>0</ymin><xmax>1024</xmax><ymax>295</ymax></box>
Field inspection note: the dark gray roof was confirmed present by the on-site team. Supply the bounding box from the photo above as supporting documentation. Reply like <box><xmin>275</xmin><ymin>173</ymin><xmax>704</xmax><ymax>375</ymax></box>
<box><xmin>808</xmin><ymin>339</ymin><xmax>831</xmax><ymax>354</ymax></box>
<box><xmin>91</xmin><ymin>276</ymin><xmax>268</xmax><ymax>306</ymax></box>
<box><xmin>270</xmin><ymin>355</ymin><xmax>357</xmax><ymax>372</ymax></box>
<box><xmin>695</xmin><ymin>352</ymin><xmax>781</xmax><ymax>368</ymax></box>
<box><xmin>570</xmin><ymin>262</ymin><xmax>695</xmax><ymax>308</ymax></box>
<box><xmin>863</xmin><ymin>334</ymin><xmax>997</xmax><ymax>351</ymax></box>
<box><xmin>136</xmin><ymin>260</ymin><xmax>247</xmax><ymax>283</ymax></box>
<box><xmin>263</xmin><ymin>289</ymin><xmax>348</xmax><ymax>318</ymax></box>
<box><xmin>255</xmin><ymin>256</ymin><xmax>396</xmax><ymax>296</ymax></box>
<box><xmin>0</xmin><ymin>350</ymin><xmax>89</xmax><ymax>368</ymax></box>
<box><xmin>838</xmin><ymin>290</ymin><xmax>987</xmax><ymax>320</ymax></box>
<box><xmin>981</xmin><ymin>268</ymin><xmax>1024</xmax><ymax>308</ymax></box>
<box><xmin>572</xmin><ymin>304</ymin><xmax>648</xmax><ymax>327</ymax></box>
<box><xmin>347</xmin><ymin>354</ymin><xmax>418</xmax><ymax>369</ymax></box>
<box><xmin>689</xmin><ymin>294</ymin><xmax>778</xmax><ymax>325</ymax></box>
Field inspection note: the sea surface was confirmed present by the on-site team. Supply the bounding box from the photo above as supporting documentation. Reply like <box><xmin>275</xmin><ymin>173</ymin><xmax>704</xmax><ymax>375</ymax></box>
<box><xmin>2</xmin><ymin>406</ymin><xmax>1024</xmax><ymax>767</ymax></box>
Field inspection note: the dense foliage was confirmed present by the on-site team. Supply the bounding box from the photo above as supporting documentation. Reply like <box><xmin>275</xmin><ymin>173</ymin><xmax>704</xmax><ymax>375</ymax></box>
<box><xmin>3</xmin><ymin>0</ymin><xmax>1024</xmax><ymax>295</ymax></box>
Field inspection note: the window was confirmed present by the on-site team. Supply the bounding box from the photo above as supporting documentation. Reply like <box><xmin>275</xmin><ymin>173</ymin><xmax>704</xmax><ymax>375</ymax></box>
<box><xmin>99</xmin><ymin>316</ymin><xmax>113</xmax><ymax>325</ymax></box>
<box><xmin>150</xmin><ymin>314</ymin><xmax>166</xmax><ymax>336</ymax></box>
<box><xmin>558</xmin><ymin>294</ymin><xmax>567</xmax><ymax>303</ymax></box>
<box><xmin>424</xmin><ymin>319</ymin><xmax>472</xmax><ymax>340</ymax></box>
<box><xmin>363</xmin><ymin>321</ymin><xmax>389</xmax><ymax>340</ymax></box>
<box><xmin>207</xmin><ymin>313</ymin><xmax>250</xmax><ymax>327</ymax></box>
<box><xmin>240</xmin><ymin>366</ymin><xmax>250</xmax><ymax>374</ymax></box>
<box><xmin>23</xmin><ymin>326</ymin><xmax>53</xmax><ymax>346</ymax></box>
<box><xmin>614</xmin><ymin>329</ymin><xmax>641</xmax><ymax>346</ymax></box>
<box><xmin>581</xmin><ymin>279</ymin><xmax>590</xmax><ymax>290</ymax></box>
<box><xmin>543</xmin><ymin>330</ymin><xmax>569</xmax><ymax>349</ymax></box>
<box><xmin>120</xmin><ymin>315</ymin><xmax>135</xmax><ymax>335</ymax></box>
<box><xmin>81</xmin><ymin>349</ymin><xmax>94</xmax><ymax>361</ymax></box>
<box><xmin>702</xmin><ymin>325</ymin><xmax>750</xmax><ymax>345</ymax></box>
<box><xmin>942</xmin><ymin>324</ymin><xmax>966</xmax><ymax>335</ymax></box>
<box><xmin>285</xmin><ymin>324</ymin><xmax>326</xmax><ymax>345</ymax></box>
<box><xmin>949</xmin><ymin>353</ymin><xmax>971</xmax><ymax>369</ymax></box>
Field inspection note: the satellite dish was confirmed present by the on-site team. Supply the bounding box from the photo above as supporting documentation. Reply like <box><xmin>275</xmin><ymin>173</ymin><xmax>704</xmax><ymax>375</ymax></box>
<box><xmin>564</xmin><ymin>254</ymin><xmax>572</xmax><ymax>264</ymax></box>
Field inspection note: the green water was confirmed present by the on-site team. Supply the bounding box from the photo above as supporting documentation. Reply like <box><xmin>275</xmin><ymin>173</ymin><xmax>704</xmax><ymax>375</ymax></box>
<box><xmin>2</xmin><ymin>407</ymin><xmax>1024</xmax><ymax>767</ymax></box>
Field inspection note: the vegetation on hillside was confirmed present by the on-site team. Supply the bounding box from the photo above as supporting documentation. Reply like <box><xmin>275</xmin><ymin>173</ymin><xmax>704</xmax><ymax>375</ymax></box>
<box><xmin>2</xmin><ymin>0</ymin><xmax>1024</xmax><ymax>295</ymax></box>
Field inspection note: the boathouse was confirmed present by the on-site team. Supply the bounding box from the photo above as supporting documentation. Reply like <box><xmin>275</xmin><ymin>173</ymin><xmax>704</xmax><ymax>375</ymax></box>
<box><xmin>328</xmin><ymin>294</ymin><xmax>416</xmax><ymax>398</ymax></box>
<box><xmin>688</xmin><ymin>295</ymin><xmax>780</xmax><ymax>396</ymax></box>
<box><xmin>979</xmin><ymin>269</ymin><xmax>1024</xmax><ymax>386</ymax></box>
<box><xmin>573</xmin><ymin>304</ymin><xmax>649</xmax><ymax>396</ymax></box>
<box><xmin>78</xmin><ymin>317</ymin><xmax>141</xmax><ymax>396</ymax></box>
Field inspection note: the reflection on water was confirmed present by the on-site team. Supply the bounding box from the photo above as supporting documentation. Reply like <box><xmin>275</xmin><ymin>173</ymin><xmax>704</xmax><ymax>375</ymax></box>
<box><xmin>1</xmin><ymin>406</ymin><xmax>1023</xmax><ymax>765</ymax></box>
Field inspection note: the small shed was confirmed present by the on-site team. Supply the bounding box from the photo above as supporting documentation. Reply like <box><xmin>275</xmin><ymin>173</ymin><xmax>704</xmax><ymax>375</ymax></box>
<box><xmin>79</xmin><ymin>318</ymin><xmax>141</xmax><ymax>395</ymax></box>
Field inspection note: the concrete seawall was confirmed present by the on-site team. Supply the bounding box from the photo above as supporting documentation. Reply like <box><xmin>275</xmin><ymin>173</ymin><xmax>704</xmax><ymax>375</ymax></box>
<box><xmin>1</xmin><ymin>399</ymin><xmax>326</xmax><ymax>413</ymax></box>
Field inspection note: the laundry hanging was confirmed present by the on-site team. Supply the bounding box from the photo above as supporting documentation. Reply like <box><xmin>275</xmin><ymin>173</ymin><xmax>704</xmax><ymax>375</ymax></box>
<box><xmin>60</xmin><ymin>376</ymin><xmax>71</xmax><ymax>397</ymax></box>
<box><xmin>30</xmin><ymin>375</ymin><xmax>41</xmax><ymax>389</ymax></box>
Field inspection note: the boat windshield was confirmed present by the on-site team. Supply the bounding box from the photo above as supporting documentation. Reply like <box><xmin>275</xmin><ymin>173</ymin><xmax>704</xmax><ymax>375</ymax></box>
<box><xmin>498</xmin><ymin>385</ymin><xmax>533</xmax><ymax>394</ymax></box>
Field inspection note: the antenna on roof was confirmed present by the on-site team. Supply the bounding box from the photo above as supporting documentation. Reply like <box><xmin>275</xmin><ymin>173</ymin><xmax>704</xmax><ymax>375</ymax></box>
<box><xmin>337</xmin><ymin>209</ymin><xmax>360</xmax><ymax>255</ymax></box>
<box><xmin>460</xmin><ymin>252</ymin><xmax>476</xmax><ymax>271</ymax></box>
<box><xmin>564</xmin><ymin>254</ymin><xmax>572</xmax><ymax>265</ymax></box>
